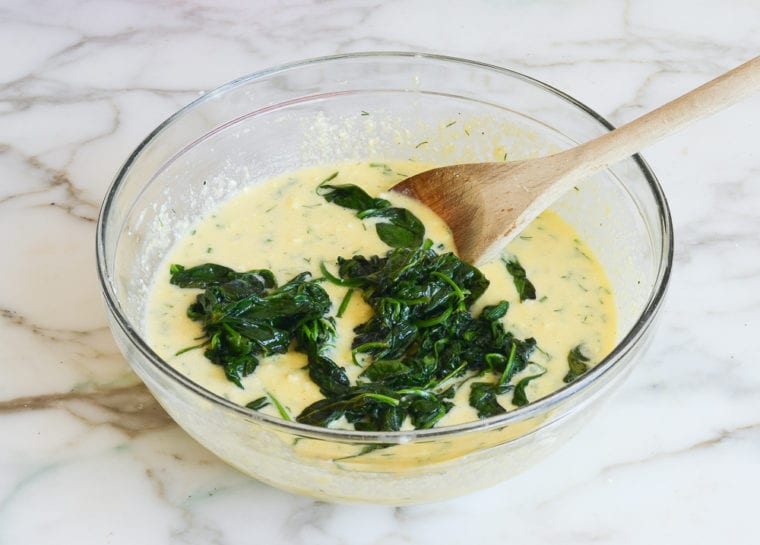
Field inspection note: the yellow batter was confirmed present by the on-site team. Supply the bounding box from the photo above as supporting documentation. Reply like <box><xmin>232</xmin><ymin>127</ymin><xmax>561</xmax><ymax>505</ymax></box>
<box><xmin>146</xmin><ymin>161</ymin><xmax>616</xmax><ymax>428</ymax></box>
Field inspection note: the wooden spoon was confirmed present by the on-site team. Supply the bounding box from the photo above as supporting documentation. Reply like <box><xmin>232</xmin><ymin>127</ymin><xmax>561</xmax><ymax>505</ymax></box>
<box><xmin>392</xmin><ymin>56</ymin><xmax>760</xmax><ymax>264</ymax></box>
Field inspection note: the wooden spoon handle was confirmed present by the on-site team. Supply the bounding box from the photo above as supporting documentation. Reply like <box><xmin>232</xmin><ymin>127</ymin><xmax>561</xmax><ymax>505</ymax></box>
<box><xmin>557</xmin><ymin>55</ymin><xmax>760</xmax><ymax>182</ymax></box>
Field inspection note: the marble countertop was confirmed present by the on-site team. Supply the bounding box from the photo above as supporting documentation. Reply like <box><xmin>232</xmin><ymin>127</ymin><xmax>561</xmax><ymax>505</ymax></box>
<box><xmin>2</xmin><ymin>1</ymin><xmax>758</xmax><ymax>543</ymax></box>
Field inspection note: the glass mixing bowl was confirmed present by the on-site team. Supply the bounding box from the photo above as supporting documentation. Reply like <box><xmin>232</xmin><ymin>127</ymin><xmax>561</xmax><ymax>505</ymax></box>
<box><xmin>96</xmin><ymin>52</ymin><xmax>672</xmax><ymax>504</ymax></box>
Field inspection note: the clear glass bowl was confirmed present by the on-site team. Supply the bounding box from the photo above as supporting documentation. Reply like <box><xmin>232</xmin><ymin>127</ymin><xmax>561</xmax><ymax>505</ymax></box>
<box><xmin>96</xmin><ymin>52</ymin><xmax>672</xmax><ymax>504</ymax></box>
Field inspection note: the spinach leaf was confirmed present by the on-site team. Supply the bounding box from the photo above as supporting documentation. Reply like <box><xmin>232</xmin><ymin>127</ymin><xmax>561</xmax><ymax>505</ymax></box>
<box><xmin>295</xmin><ymin>317</ymin><xmax>350</xmax><ymax>397</ymax></box>
<box><xmin>245</xmin><ymin>396</ymin><xmax>270</xmax><ymax>410</ymax></box>
<box><xmin>469</xmin><ymin>381</ymin><xmax>513</xmax><ymax>418</ymax></box>
<box><xmin>563</xmin><ymin>344</ymin><xmax>591</xmax><ymax>383</ymax></box>
<box><xmin>244</xmin><ymin>393</ymin><xmax>292</xmax><ymax>420</ymax></box>
<box><xmin>318</xmin><ymin>180</ymin><xmax>390</xmax><ymax>212</ymax></box>
<box><xmin>366</xmin><ymin>207</ymin><xmax>425</xmax><ymax>248</ymax></box>
<box><xmin>504</xmin><ymin>257</ymin><xmax>537</xmax><ymax>302</ymax></box>
<box><xmin>511</xmin><ymin>365</ymin><xmax>547</xmax><ymax>407</ymax></box>
<box><xmin>297</xmin><ymin>384</ymin><xmax>401</xmax><ymax>429</ymax></box>
<box><xmin>407</xmin><ymin>396</ymin><xmax>452</xmax><ymax>429</ymax></box>
<box><xmin>222</xmin><ymin>354</ymin><xmax>259</xmax><ymax>388</ymax></box>
<box><xmin>480</xmin><ymin>301</ymin><xmax>509</xmax><ymax>321</ymax></box>
<box><xmin>317</xmin><ymin>178</ymin><xmax>425</xmax><ymax>248</ymax></box>
<box><xmin>170</xmin><ymin>263</ymin><xmax>276</xmax><ymax>292</ymax></box>
<box><xmin>359</xmin><ymin>359</ymin><xmax>411</xmax><ymax>382</ymax></box>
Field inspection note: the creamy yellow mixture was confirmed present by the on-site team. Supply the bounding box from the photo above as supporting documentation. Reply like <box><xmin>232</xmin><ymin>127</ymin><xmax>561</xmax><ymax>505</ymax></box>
<box><xmin>146</xmin><ymin>161</ymin><xmax>616</xmax><ymax>428</ymax></box>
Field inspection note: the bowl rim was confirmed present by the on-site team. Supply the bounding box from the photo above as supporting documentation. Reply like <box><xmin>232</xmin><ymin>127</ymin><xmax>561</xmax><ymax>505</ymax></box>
<box><xmin>96</xmin><ymin>51</ymin><xmax>673</xmax><ymax>443</ymax></box>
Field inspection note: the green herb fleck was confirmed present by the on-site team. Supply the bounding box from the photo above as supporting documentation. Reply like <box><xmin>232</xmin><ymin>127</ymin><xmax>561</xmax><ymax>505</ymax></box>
<box><xmin>369</xmin><ymin>162</ymin><xmax>393</xmax><ymax>174</ymax></box>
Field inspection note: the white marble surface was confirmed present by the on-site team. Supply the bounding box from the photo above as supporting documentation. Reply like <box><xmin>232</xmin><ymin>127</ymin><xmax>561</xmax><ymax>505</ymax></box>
<box><xmin>1</xmin><ymin>0</ymin><xmax>759</xmax><ymax>543</ymax></box>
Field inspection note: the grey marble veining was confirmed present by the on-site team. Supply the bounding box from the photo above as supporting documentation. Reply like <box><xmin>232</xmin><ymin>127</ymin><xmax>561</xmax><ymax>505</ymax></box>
<box><xmin>1</xmin><ymin>0</ymin><xmax>758</xmax><ymax>543</ymax></box>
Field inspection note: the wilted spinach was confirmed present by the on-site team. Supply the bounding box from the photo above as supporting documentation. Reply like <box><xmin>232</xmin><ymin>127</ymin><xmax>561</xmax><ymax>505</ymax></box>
<box><xmin>170</xmin><ymin>175</ymin><xmax>549</xmax><ymax>431</ymax></box>
<box><xmin>299</xmin><ymin>242</ymin><xmax>539</xmax><ymax>428</ymax></box>
<box><xmin>564</xmin><ymin>344</ymin><xmax>590</xmax><ymax>383</ymax></box>
<box><xmin>170</xmin><ymin>263</ymin><xmax>348</xmax><ymax>391</ymax></box>
<box><xmin>504</xmin><ymin>257</ymin><xmax>537</xmax><ymax>302</ymax></box>
<box><xmin>245</xmin><ymin>396</ymin><xmax>270</xmax><ymax>410</ymax></box>
<box><xmin>511</xmin><ymin>365</ymin><xmax>547</xmax><ymax>407</ymax></box>
<box><xmin>297</xmin><ymin>382</ymin><xmax>455</xmax><ymax>431</ymax></box>
<box><xmin>317</xmin><ymin>174</ymin><xmax>425</xmax><ymax>248</ymax></box>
